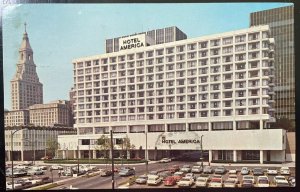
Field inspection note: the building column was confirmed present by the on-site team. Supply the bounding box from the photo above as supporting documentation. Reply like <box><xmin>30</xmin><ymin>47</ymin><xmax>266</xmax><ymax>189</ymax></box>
<box><xmin>233</xmin><ymin>121</ymin><xmax>236</xmax><ymax>130</ymax></box>
<box><xmin>78</xmin><ymin>150</ymin><xmax>81</xmax><ymax>159</ymax></box>
<box><xmin>260</xmin><ymin>150</ymin><xmax>264</xmax><ymax>164</ymax></box>
<box><xmin>62</xmin><ymin>150</ymin><xmax>66</xmax><ymax>159</ymax></box>
<box><xmin>209</xmin><ymin>150</ymin><xmax>212</xmax><ymax>162</ymax></box>
<box><xmin>73</xmin><ymin>150</ymin><xmax>77</xmax><ymax>159</ymax></box>
<box><xmin>208</xmin><ymin>122</ymin><xmax>212</xmax><ymax>131</ymax></box>
<box><xmin>164</xmin><ymin>124</ymin><xmax>168</xmax><ymax>132</ymax></box>
<box><xmin>233</xmin><ymin>150</ymin><xmax>237</xmax><ymax>162</ymax></box>
<box><xmin>93</xmin><ymin>150</ymin><xmax>96</xmax><ymax>159</ymax></box>
<box><xmin>127</xmin><ymin>150</ymin><xmax>130</xmax><ymax>159</ymax></box>
<box><xmin>21</xmin><ymin>150</ymin><xmax>24</xmax><ymax>161</ymax></box>
<box><xmin>186</xmin><ymin>122</ymin><xmax>188</xmax><ymax>132</ymax></box>
<box><xmin>260</xmin><ymin>120</ymin><xmax>263</xmax><ymax>130</ymax></box>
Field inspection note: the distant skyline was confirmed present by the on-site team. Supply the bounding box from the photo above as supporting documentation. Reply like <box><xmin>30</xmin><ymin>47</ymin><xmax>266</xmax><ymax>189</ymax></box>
<box><xmin>3</xmin><ymin>3</ymin><xmax>291</xmax><ymax>109</ymax></box>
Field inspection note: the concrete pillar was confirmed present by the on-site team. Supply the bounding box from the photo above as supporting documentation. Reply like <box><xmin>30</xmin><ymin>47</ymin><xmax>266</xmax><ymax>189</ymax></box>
<box><xmin>260</xmin><ymin>150</ymin><xmax>264</xmax><ymax>164</ymax></box>
<box><xmin>233</xmin><ymin>150</ymin><xmax>237</xmax><ymax>162</ymax></box>
<box><xmin>73</xmin><ymin>150</ymin><xmax>77</xmax><ymax>159</ymax></box>
<box><xmin>208</xmin><ymin>122</ymin><xmax>212</xmax><ymax>131</ymax></box>
<box><xmin>63</xmin><ymin>150</ymin><xmax>66</xmax><ymax>159</ymax></box>
<box><xmin>260</xmin><ymin>120</ymin><xmax>263</xmax><ymax>130</ymax></box>
<box><xmin>233</xmin><ymin>121</ymin><xmax>236</xmax><ymax>130</ymax></box>
<box><xmin>209</xmin><ymin>150</ymin><xmax>212</xmax><ymax>162</ymax></box>
<box><xmin>78</xmin><ymin>150</ymin><xmax>81</xmax><ymax>159</ymax></box>
<box><xmin>186</xmin><ymin>122</ymin><xmax>188</xmax><ymax>132</ymax></box>
<box><xmin>21</xmin><ymin>150</ymin><xmax>24</xmax><ymax>161</ymax></box>
<box><xmin>164</xmin><ymin>124</ymin><xmax>168</xmax><ymax>132</ymax></box>
<box><xmin>126</xmin><ymin>150</ymin><xmax>130</xmax><ymax>159</ymax></box>
<box><xmin>93</xmin><ymin>150</ymin><xmax>96</xmax><ymax>159</ymax></box>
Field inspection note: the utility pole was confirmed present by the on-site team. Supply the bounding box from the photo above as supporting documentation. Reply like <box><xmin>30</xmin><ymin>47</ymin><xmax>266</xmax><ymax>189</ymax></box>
<box><xmin>77</xmin><ymin>142</ymin><xmax>79</xmax><ymax>174</ymax></box>
<box><xmin>110</xmin><ymin>130</ymin><xmax>115</xmax><ymax>190</ymax></box>
<box><xmin>145</xmin><ymin>131</ymin><xmax>148</xmax><ymax>174</ymax></box>
<box><xmin>200</xmin><ymin>135</ymin><xmax>204</xmax><ymax>169</ymax></box>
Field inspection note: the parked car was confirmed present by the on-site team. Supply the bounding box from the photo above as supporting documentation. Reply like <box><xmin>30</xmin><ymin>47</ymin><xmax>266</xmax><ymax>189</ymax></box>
<box><xmin>100</xmin><ymin>169</ymin><xmax>112</xmax><ymax>177</ymax></box>
<box><xmin>203</xmin><ymin>166</ymin><xmax>213</xmax><ymax>174</ymax></box>
<box><xmin>208</xmin><ymin>177</ymin><xmax>223</xmax><ymax>188</ymax></box>
<box><xmin>180</xmin><ymin>165</ymin><xmax>191</xmax><ymax>173</ymax></box>
<box><xmin>195</xmin><ymin>174</ymin><xmax>210</xmax><ymax>188</ymax></box>
<box><xmin>228</xmin><ymin>174</ymin><xmax>239</xmax><ymax>183</ymax></box>
<box><xmin>135</xmin><ymin>175</ymin><xmax>148</xmax><ymax>184</ymax></box>
<box><xmin>214</xmin><ymin>166</ymin><xmax>226</xmax><ymax>174</ymax></box>
<box><xmin>173</xmin><ymin>171</ymin><xmax>185</xmax><ymax>182</ymax></box>
<box><xmin>22</xmin><ymin>177</ymin><xmax>42</xmax><ymax>186</ymax></box>
<box><xmin>164</xmin><ymin>176</ymin><xmax>176</xmax><ymax>186</ymax></box>
<box><xmin>191</xmin><ymin>165</ymin><xmax>202</xmax><ymax>173</ymax></box>
<box><xmin>252</xmin><ymin>168</ymin><xmax>264</xmax><ymax>175</ymax></box>
<box><xmin>243</xmin><ymin>175</ymin><xmax>255</xmax><ymax>184</ymax></box>
<box><xmin>148</xmin><ymin>170</ymin><xmax>158</xmax><ymax>176</ymax></box>
<box><xmin>288</xmin><ymin>176</ymin><xmax>295</xmax><ymax>187</ymax></box>
<box><xmin>147</xmin><ymin>175</ymin><xmax>162</xmax><ymax>185</ymax></box>
<box><xmin>267</xmin><ymin>168</ymin><xmax>278</xmax><ymax>175</ymax></box>
<box><xmin>273</xmin><ymin>176</ymin><xmax>288</xmax><ymax>185</ymax></box>
<box><xmin>37</xmin><ymin>165</ymin><xmax>48</xmax><ymax>170</ymax></box>
<box><xmin>241</xmin><ymin>167</ymin><xmax>249</xmax><ymax>175</ymax></box>
<box><xmin>27</xmin><ymin>168</ymin><xmax>44</xmax><ymax>176</ymax></box>
<box><xmin>8</xmin><ymin>169</ymin><xmax>27</xmax><ymax>178</ymax></box>
<box><xmin>119</xmin><ymin>168</ymin><xmax>135</xmax><ymax>176</ymax></box>
<box><xmin>223</xmin><ymin>179</ymin><xmax>237</xmax><ymax>188</ymax></box>
<box><xmin>241</xmin><ymin>179</ymin><xmax>254</xmax><ymax>188</ymax></box>
<box><xmin>14</xmin><ymin>164</ymin><xmax>29</xmax><ymax>170</ymax></box>
<box><xmin>6</xmin><ymin>181</ymin><xmax>23</xmax><ymax>190</ymax></box>
<box><xmin>177</xmin><ymin>177</ymin><xmax>194</xmax><ymax>187</ymax></box>
<box><xmin>228</xmin><ymin>168</ymin><xmax>237</xmax><ymax>174</ymax></box>
<box><xmin>185</xmin><ymin>173</ymin><xmax>196</xmax><ymax>181</ymax></box>
<box><xmin>168</xmin><ymin>165</ymin><xmax>180</xmax><ymax>173</ymax></box>
<box><xmin>159</xmin><ymin>158</ymin><xmax>171</xmax><ymax>163</ymax></box>
<box><xmin>280</xmin><ymin>167</ymin><xmax>290</xmax><ymax>175</ymax></box>
<box><xmin>257</xmin><ymin>176</ymin><xmax>270</xmax><ymax>187</ymax></box>
<box><xmin>40</xmin><ymin>176</ymin><xmax>53</xmax><ymax>184</ymax></box>
<box><xmin>50</xmin><ymin>165</ymin><xmax>63</xmax><ymax>170</ymax></box>
<box><xmin>23</xmin><ymin>161</ymin><xmax>33</xmax><ymax>166</ymax></box>
<box><xmin>158</xmin><ymin>171</ymin><xmax>172</xmax><ymax>181</ymax></box>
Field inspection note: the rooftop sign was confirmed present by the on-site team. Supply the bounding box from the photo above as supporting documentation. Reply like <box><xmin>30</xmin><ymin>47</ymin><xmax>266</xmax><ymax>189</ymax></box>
<box><xmin>119</xmin><ymin>34</ymin><xmax>146</xmax><ymax>51</ymax></box>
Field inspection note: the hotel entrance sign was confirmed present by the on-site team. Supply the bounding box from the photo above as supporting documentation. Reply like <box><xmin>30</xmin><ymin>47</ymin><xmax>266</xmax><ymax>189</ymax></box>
<box><xmin>119</xmin><ymin>34</ymin><xmax>146</xmax><ymax>50</ymax></box>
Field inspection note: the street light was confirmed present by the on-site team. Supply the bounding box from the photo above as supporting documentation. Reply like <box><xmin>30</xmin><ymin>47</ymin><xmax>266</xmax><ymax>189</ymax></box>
<box><xmin>200</xmin><ymin>135</ymin><xmax>204</xmax><ymax>169</ymax></box>
<box><xmin>145</xmin><ymin>131</ymin><xmax>148</xmax><ymax>174</ymax></box>
<box><xmin>11</xmin><ymin>128</ymin><xmax>27</xmax><ymax>190</ymax></box>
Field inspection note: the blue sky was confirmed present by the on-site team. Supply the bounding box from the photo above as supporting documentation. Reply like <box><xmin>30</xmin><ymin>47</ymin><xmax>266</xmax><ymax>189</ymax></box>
<box><xmin>3</xmin><ymin>3</ymin><xmax>291</xmax><ymax>109</ymax></box>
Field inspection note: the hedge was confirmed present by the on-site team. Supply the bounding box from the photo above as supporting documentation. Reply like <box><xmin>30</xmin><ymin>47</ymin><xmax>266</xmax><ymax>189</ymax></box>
<box><xmin>31</xmin><ymin>183</ymin><xmax>59</xmax><ymax>190</ymax></box>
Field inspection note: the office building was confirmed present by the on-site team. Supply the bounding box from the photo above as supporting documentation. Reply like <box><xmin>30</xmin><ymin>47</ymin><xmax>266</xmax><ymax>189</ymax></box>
<box><xmin>250</xmin><ymin>5</ymin><xmax>295</xmax><ymax>126</ymax></box>
<box><xmin>4</xmin><ymin>110</ymin><xmax>30</xmax><ymax>126</ymax></box>
<box><xmin>29</xmin><ymin>100</ymin><xmax>72</xmax><ymax>127</ymax></box>
<box><xmin>58</xmin><ymin>25</ymin><xmax>287</xmax><ymax>163</ymax></box>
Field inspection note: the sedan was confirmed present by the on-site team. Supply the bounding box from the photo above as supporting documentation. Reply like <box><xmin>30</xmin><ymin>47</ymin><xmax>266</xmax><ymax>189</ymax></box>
<box><xmin>119</xmin><ymin>168</ymin><xmax>135</xmax><ymax>176</ymax></box>
<box><xmin>191</xmin><ymin>166</ymin><xmax>202</xmax><ymax>173</ymax></box>
<box><xmin>158</xmin><ymin>171</ymin><xmax>172</xmax><ymax>181</ymax></box>
<box><xmin>135</xmin><ymin>175</ymin><xmax>148</xmax><ymax>184</ymax></box>
<box><xmin>164</xmin><ymin>176</ymin><xmax>176</xmax><ymax>186</ymax></box>
<box><xmin>180</xmin><ymin>165</ymin><xmax>191</xmax><ymax>173</ymax></box>
<box><xmin>228</xmin><ymin>168</ymin><xmax>237</xmax><ymax>174</ymax></box>
<box><xmin>6</xmin><ymin>181</ymin><xmax>23</xmax><ymax>190</ymax></box>
<box><xmin>280</xmin><ymin>167</ymin><xmax>290</xmax><ymax>175</ymax></box>
<box><xmin>100</xmin><ymin>169</ymin><xmax>112</xmax><ymax>177</ymax></box>
<box><xmin>267</xmin><ymin>168</ymin><xmax>278</xmax><ymax>175</ymax></box>
<box><xmin>203</xmin><ymin>166</ymin><xmax>213</xmax><ymax>174</ymax></box>
<box><xmin>241</xmin><ymin>167</ymin><xmax>249</xmax><ymax>175</ymax></box>
<box><xmin>185</xmin><ymin>173</ymin><xmax>196</xmax><ymax>181</ymax></box>
<box><xmin>168</xmin><ymin>165</ymin><xmax>180</xmax><ymax>173</ymax></box>
<box><xmin>257</xmin><ymin>176</ymin><xmax>270</xmax><ymax>187</ymax></box>
<box><xmin>241</xmin><ymin>179</ymin><xmax>254</xmax><ymax>188</ymax></box>
<box><xmin>27</xmin><ymin>168</ymin><xmax>44</xmax><ymax>176</ymax></box>
<box><xmin>214</xmin><ymin>166</ymin><xmax>226</xmax><ymax>174</ymax></box>
<box><xmin>208</xmin><ymin>177</ymin><xmax>223</xmax><ymax>188</ymax></box>
<box><xmin>243</xmin><ymin>175</ymin><xmax>255</xmax><ymax>184</ymax></box>
<box><xmin>223</xmin><ymin>179</ymin><xmax>237</xmax><ymax>188</ymax></box>
<box><xmin>288</xmin><ymin>176</ymin><xmax>295</xmax><ymax>187</ymax></box>
<box><xmin>195</xmin><ymin>175</ymin><xmax>210</xmax><ymax>188</ymax></box>
<box><xmin>177</xmin><ymin>177</ymin><xmax>194</xmax><ymax>187</ymax></box>
<box><xmin>173</xmin><ymin>171</ymin><xmax>184</xmax><ymax>182</ymax></box>
<box><xmin>159</xmin><ymin>158</ymin><xmax>171</xmax><ymax>163</ymax></box>
<box><xmin>50</xmin><ymin>165</ymin><xmax>63</xmax><ymax>170</ymax></box>
<box><xmin>252</xmin><ymin>168</ymin><xmax>264</xmax><ymax>176</ymax></box>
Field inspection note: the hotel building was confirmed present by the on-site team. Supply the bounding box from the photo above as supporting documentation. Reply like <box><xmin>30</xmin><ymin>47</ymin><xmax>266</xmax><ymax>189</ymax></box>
<box><xmin>58</xmin><ymin>25</ymin><xmax>287</xmax><ymax>163</ymax></box>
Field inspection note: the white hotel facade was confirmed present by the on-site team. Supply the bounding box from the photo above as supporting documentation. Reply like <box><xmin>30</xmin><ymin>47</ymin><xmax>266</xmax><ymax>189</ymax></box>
<box><xmin>58</xmin><ymin>25</ymin><xmax>287</xmax><ymax>163</ymax></box>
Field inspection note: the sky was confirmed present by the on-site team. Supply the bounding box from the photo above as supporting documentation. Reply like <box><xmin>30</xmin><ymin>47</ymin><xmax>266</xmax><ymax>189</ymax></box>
<box><xmin>3</xmin><ymin>3</ymin><xmax>292</xmax><ymax>109</ymax></box>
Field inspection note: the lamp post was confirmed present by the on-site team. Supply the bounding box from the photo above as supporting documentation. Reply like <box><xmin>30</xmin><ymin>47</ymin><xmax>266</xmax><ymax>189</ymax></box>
<box><xmin>11</xmin><ymin>128</ymin><xmax>27</xmax><ymax>190</ymax></box>
<box><xmin>110</xmin><ymin>130</ymin><xmax>115</xmax><ymax>190</ymax></box>
<box><xmin>200</xmin><ymin>135</ymin><xmax>204</xmax><ymax>169</ymax></box>
<box><xmin>145</xmin><ymin>131</ymin><xmax>148</xmax><ymax>174</ymax></box>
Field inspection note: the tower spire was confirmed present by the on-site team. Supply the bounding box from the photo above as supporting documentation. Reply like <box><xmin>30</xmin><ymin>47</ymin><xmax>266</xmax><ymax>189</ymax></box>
<box><xmin>24</xmin><ymin>22</ymin><xmax>27</xmax><ymax>33</ymax></box>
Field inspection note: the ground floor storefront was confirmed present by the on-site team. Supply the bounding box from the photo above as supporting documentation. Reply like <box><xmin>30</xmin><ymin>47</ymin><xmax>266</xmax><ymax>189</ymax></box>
<box><xmin>57</xmin><ymin>129</ymin><xmax>287</xmax><ymax>164</ymax></box>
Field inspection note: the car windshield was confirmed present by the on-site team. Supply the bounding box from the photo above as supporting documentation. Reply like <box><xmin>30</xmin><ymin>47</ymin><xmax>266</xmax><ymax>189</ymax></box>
<box><xmin>216</xmin><ymin>167</ymin><xmax>224</xmax><ymax>170</ymax></box>
<box><xmin>148</xmin><ymin>177</ymin><xmax>157</xmax><ymax>181</ymax></box>
<box><xmin>276</xmin><ymin>177</ymin><xmax>286</xmax><ymax>180</ymax></box>
<box><xmin>225</xmin><ymin>180</ymin><xmax>235</xmax><ymax>184</ymax></box>
<box><xmin>254</xmin><ymin>168</ymin><xmax>262</xmax><ymax>171</ymax></box>
<box><xmin>258</xmin><ymin>179</ymin><xmax>268</xmax><ymax>184</ymax></box>
<box><xmin>183</xmin><ymin>165</ymin><xmax>190</xmax><ymax>168</ymax></box>
<box><xmin>243</xmin><ymin>180</ymin><xmax>252</xmax><ymax>183</ymax></box>
<box><xmin>193</xmin><ymin>166</ymin><xmax>200</xmax><ymax>169</ymax></box>
<box><xmin>181</xmin><ymin>178</ymin><xmax>190</xmax><ymax>181</ymax></box>
<box><xmin>197</xmin><ymin>178</ymin><xmax>206</xmax><ymax>182</ymax></box>
<box><xmin>211</xmin><ymin>179</ymin><xmax>221</xmax><ymax>183</ymax></box>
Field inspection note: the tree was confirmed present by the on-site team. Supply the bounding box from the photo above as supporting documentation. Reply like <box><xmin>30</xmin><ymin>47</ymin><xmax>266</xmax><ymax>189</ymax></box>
<box><xmin>272</xmin><ymin>117</ymin><xmax>295</xmax><ymax>132</ymax></box>
<box><xmin>46</xmin><ymin>138</ymin><xmax>60</xmax><ymax>157</ymax></box>
<box><xmin>118</xmin><ymin>136</ymin><xmax>135</xmax><ymax>159</ymax></box>
<box><xmin>95</xmin><ymin>135</ymin><xmax>112</xmax><ymax>168</ymax></box>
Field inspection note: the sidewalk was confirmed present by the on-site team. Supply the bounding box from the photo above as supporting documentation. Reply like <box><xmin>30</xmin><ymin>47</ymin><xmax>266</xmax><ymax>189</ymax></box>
<box><xmin>201</xmin><ymin>161</ymin><xmax>295</xmax><ymax>168</ymax></box>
